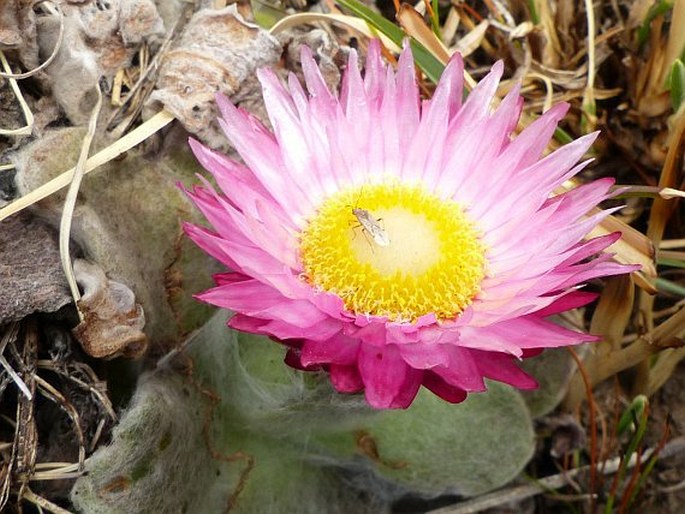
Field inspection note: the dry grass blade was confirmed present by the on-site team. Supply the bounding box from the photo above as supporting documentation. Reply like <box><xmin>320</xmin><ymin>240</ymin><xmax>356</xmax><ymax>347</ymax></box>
<box><xmin>34</xmin><ymin>375</ymin><xmax>86</xmax><ymax>472</ymax></box>
<box><xmin>0</xmin><ymin>109</ymin><xmax>175</xmax><ymax>222</ymax></box>
<box><xmin>393</xmin><ymin>4</ymin><xmax>476</xmax><ymax>88</ymax></box>
<box><xmin>10</xmin><ymin>320</ymin><xmax>39</xmax><ymax>506</ymax></box>
<box><xmin>32</xmin><ymin>462</ymin><xmax>82</xmax><ymax>481</ymax></box>
<box><xmin>647</xmin><ymin>346</ymin><xmax>685</xmax><ymax>394</ymax></box>
<box><xmin>565</xmin><ymin>300</ymin><xmax>685</xmax><ymax>409</ymax></box>
<box><xmin>0</xmin><ymin>52</ymin><xmax>34</xmax><ymax>137</ymax></box>
<box><xmin>441</xmin><ymin>7</ymin><xmax>460</xmax><ymax>45</ymax></box>
<box><xmin>22</xmin><ymin>488</ymin><xmax>74</xmax><ymax>514</ymax></box>
<box><xmin>638</xmin><ymin>105</ymin><xmax>685</xmax><ymax>345</ymax></box>
<box><xmin>0</xmin><ymin>323</ymin><xmax>31</xmax><ymax>400</ymax></box>
<box><xmin>591</xmin><ymin>274</ymin><xmax>636</xmax><ymax>353</ymax></box>
<box><xmin>586</xmin><ymin>213</ymin><xmax>657</xmax><ymax>291</ymax></box>
<box><xmin>581</xmin><ymin>0</ymin><xmax>597</xmax><ymax>132</ymax></box>
<box><xmin>565</xmin><ymin>275</ymin><xmax>635</xmax><ymax>409</ymax></box>
<box><xmin>36</xmin><ymin>360</ymin><xmax>117</xmax><ymax>423</ymax></box>
<box><xmin>661</xmin><ymin>0</ymin><xmax>685</xmax><ymax>86</ymax></box>
<box><xmin>60</xmin><ymin>84</ymin><xmax>103</xmax><ymax>322</ymax></box>
<box><xmin>533</xmin><ymin>0</ymin><xmax>563</xmax><ymax>66</ymax></box>
<box><xmin>646</xmin><ymin>108</ymin><xmax>685</xmax><ymax>246</ymax></box>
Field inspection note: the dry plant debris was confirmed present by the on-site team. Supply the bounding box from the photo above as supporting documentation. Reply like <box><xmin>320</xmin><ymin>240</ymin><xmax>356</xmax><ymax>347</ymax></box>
<box><xmin>150</xmin><ymin>5</ymin><xmax>282</xmax><ymax>149</ymax></box>
<box><xmin>0</xmin><ymin>319</ymin><xmax>117</xmax><ymax>512</ymax></box>
<box><xmin>71</xmin><ymin>259</ymin><xmax>147</xmax><ymax>360</ymax></box>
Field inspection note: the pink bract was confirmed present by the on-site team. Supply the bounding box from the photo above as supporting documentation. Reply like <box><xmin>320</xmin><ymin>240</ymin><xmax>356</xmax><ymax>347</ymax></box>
<box><xmin>182</xmin><ymin>41</ymin><xmax>638</xmax><ymax>409</ymax></box>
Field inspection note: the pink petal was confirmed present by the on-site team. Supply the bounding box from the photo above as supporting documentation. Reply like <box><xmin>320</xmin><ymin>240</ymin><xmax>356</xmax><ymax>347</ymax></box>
<box><xmin>423</xmin><ymin>372</ymin><xmax>468</xmax><ymax>404</ymax></box>
<box><xmin>300</xmin><ymin>334</ymin><xmax>360</xmax><ymax>366</ymax></box>
<box><xmin>330</xmin><ymin>364</ymin><xmax>364</xmax><ymax>393</ymax></box>
<box><xmin>430</xmin><ymin>345</ymin><xmax>486</xmax><ymax>392</ymax></box>
<box><xmin>358</xmin><ymin>344</ymin><xmax>423</xmax><ymax>409</ymax></box>
<box><xmin>535</xmin><ymin>291</ymin><xmax>599</xmax><ymax>317</ymax></box>
<box><xmin>198</xmin><ymin>280</ymin><xmax>328</xmax><ymax>327</ymax></box>
<box><xmin>472</xmin><ymin>350</ymin><xmax>539</xmax><ymax>390</ymax></box>
<box><xmin>363</xmin><ymin>39</ymin><xmax>386</xmax><ymax>108</ymax></box>
<box><xmin>398</xmin><ymin>342</ymin><xmax>450</xmax><ymax>369</ymax></box>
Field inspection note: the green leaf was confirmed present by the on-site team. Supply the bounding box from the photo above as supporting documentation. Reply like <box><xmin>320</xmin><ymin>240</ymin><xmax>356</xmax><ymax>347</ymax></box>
<box><xmin>430</xmin><ymin>0</ymin><xmax>440</xmax><ymax>36</ymax></box>
<box><xmin>655</xmin><ymin>277</ymin><xmax>685</xmax><ymax>297</ymax></box>
<box><xmin>657</xmin><ymin>257</ymin><xmax>685</xmax><ymax>269</ymax></box>
<box><xmin>616</xmin><ymin>395</ymin><xmax>648</xmax><ymax>437</ymax></box>
<box><xmin>637</xmin><ymin>0</ymin><xmax>674</xmax><ymax>48</ymax></box>
<box><xmin>606</xmin><ymin>395</ymin><xmax>650</xmax><ymax>514</ymax></box>
<box><xmin>669</xmin><ymin>59</ymin><xmax>685</xmax><ymax>110</ymax></box>
<box><xmin>527</xmin><ymin>0</ymin><xmax>540</xmax><ymax>24</ymax></box>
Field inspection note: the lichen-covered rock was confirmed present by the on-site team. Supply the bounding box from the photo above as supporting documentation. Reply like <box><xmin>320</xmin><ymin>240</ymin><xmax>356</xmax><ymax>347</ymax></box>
<box><xmin>0</xmin><ymin>212</ymin><xmax>71</xmax><ymax>323</ymax></box>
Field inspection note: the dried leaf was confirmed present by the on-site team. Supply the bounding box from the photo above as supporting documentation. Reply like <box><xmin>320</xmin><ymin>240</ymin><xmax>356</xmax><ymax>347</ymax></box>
<box><xmin>453</xmin><ymin>19</ymin><xmax>490</xmax><ymax>58</ymax></box>
<box><xmin>397</xmin><ymin>4</ymin><xmax>450</xmax><ymax>63</ymax></box>
<box><xmin>72</xmin><ymin>259</ymin><xmax>147</xmax><ymax>359</ymax></box>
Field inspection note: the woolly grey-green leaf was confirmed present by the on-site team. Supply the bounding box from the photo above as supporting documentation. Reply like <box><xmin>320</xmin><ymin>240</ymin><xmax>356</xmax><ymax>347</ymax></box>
<box><xmin>189</xmin><ymin>312</ymin><xmax>376</xmax><ymax>436</ymax></box>
<box><xmin>203</xmin><ymin>420</ymin><xmax>390</xmax><ymax>514</ymax></box>
<box><xmin>70</xmin><ymin>371</ymin><xmax>216</xmax><ymax>514</ymax></box>
<box><xmin>71</xmin><ymin>315</ymin><xmax>390</xmax><ymax>514</ymax></box>
<box><xmin>312</xmin><ymin>383</ymin><xmax>535</xmax><ymax>497</ymax></box>
<box><xmin>190</xmin><ymin>313</ymin><xmax>535</xmax><ymax>498</ymax></box>
<box><xmin>520</xmin><ymin>347</ymin><xmax>578</xmax><ymax>418</ymax></box>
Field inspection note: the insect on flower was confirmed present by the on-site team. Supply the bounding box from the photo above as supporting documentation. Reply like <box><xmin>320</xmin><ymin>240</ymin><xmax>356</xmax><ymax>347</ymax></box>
<box><xmin>351</xmin><ymin>207</ymin><xmax>390</xmax><ymax>247</ymax></box>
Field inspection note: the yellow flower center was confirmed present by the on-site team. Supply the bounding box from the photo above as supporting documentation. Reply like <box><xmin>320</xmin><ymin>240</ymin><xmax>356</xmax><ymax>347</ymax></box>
<box><xmin>299</xmin><ymin>182</ymin><xmax>486</xmax><ymax>322</ymax></box>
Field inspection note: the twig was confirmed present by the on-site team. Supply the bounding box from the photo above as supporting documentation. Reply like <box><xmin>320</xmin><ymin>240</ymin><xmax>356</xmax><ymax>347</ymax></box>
<box><xmin>0</xmin><ymin>323</ymin><xmax>31</xmax><ymax>400</ymax></box>
<box><xmin>34</xmin><ymin>375</ymin><xmax>86</xmax><ymax>472</ymax></box>
<box><xmin>430</xmin><ymin>437</ymin><xmax>685</xmax><ymax>514</ymax></box>
<box><xmin>36</xmin><ymin>360</ymin><xmax>117</xmax><ymax>422</ymax></box>
<box><xmin>22</xmin><ymin>488</ymin><xmax>74</xmax><ymax>514</ymax></box>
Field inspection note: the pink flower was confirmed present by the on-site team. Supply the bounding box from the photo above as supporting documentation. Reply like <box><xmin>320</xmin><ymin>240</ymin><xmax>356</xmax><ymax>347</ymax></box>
<box><xmin>183</xmin><ymin>41</ymin><xmax>638</xmax><ymax>409</ymax></box>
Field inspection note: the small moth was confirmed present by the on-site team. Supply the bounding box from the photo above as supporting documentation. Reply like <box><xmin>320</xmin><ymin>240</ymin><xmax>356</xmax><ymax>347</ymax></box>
<box><xmin>352</xmin><ymin>207</ymin><xmax>390</xmax><ymax>247</ymax></box>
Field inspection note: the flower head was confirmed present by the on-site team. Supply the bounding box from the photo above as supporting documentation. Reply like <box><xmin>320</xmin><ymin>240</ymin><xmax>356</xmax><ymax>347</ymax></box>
<box><xmin>183</xmin><ymin>41</ymin><xmax>637</xmax><ymax>409</ymax></box>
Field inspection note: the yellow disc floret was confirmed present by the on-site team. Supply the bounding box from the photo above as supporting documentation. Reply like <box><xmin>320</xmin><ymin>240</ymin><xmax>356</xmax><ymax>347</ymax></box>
<box><xmin>299</xmin><ymin>182</ymin><xmax>486</xmax><ymax>322</ymax></box>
